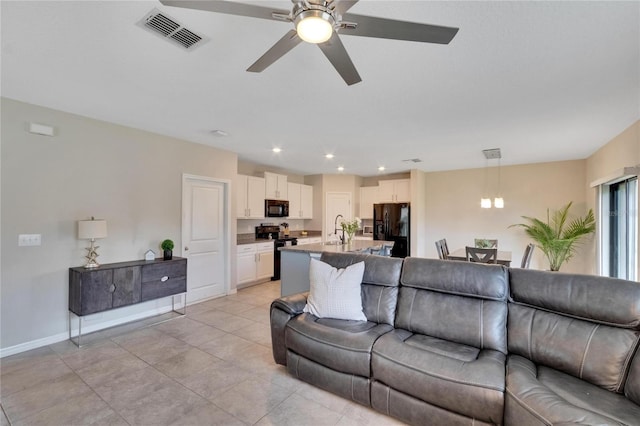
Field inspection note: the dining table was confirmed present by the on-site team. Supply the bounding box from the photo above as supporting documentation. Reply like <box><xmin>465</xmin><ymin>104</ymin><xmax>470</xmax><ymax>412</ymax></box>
<box><xmin>447</xmin><ymin>248</ymin><xmax>512</xmax><ymax>267</ymax></box>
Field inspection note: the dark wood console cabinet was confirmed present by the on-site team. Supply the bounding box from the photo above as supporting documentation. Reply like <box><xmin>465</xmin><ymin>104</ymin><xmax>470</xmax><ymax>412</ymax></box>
<box><xmin>69</xmin><ymin>257</ymin><xmax>187</xmax><ymax>345</ymax></box>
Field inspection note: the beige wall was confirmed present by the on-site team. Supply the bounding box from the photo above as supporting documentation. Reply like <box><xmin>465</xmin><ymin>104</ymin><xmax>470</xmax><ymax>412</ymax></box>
<box><xmin>422</xmin><ymin>160</ymin><xmax>590</xmax><ymax>273</ymax></box>
<box><xmin>1</xmin><ymin>98</ymin><xmax>238</xmax><ymax>351</ymax></box>
<box><xmin>586</xmin><ymin>121</ymin><xmax>640</xmax><ymax>184</ymax></box>
<box><xmin>585</xmin><ymin>120</ymin><xmax>640</xmax><ymax>276</ymax></box>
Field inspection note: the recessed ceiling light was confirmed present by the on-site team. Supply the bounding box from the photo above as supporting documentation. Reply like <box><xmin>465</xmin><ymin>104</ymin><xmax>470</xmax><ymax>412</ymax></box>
<box><xmin>378</xmin><ymin>166</ymin><xmax>385</xmax><ymax>171</ymax></box>
<box><xmin>211</xmin><ymin>130</ymin><xmax>228</xmax><ymax>137</ymax></box>
<box><xmin>272</xmin><ymin>147</ymin><xmax>281</xmax><ymax>153</ymax></box>
<box><xmin>325</xmin><ymin>154</ymin><xmax>334</xmax><ymax>159</ymax></box>
<box><xmin>337</xmin><ymin>166</ymin><xmax>344</xmax><ymax>172</ymax></box>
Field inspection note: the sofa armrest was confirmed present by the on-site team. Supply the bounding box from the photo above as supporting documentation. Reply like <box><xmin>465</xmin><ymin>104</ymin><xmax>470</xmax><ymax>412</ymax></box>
<box><xmin>270</xmin><ymin>292</ymin><xmax>308</xmax><ymax>365</ymax></box>
<box><xmin>271</xmin><ymin>292</ymin><xmax>309</xmax><ymax>316</ymax></box>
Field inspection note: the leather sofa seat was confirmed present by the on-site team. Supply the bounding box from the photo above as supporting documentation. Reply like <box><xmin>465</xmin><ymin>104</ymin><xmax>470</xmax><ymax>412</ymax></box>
<box><xmin>372</xmin><ymin>329</ymin><xmax>506</xmax><ymax>424</ymax></box>
<box><xmin>506</xmin><ymin>268</ymin><xmax>640</xmax><ymax>425</ymax></box>
<box><xmin>369</xmin><ymin>257</ymin><xmax>510</xmax><ymax>425</ymax></box>
<box><xmin>285</xmin><ymin>314</ymin><xmax>393</xmax><ymax>377</ymax></box>
<box><xmin>506</xmin><ymin>355</ymin><xmax>640</xmax><ymax>425</ymax></box>
<box><xmin>271</xmin><ymin>253</ymin><xmax>404</xmax><ymax>407</ymax></box>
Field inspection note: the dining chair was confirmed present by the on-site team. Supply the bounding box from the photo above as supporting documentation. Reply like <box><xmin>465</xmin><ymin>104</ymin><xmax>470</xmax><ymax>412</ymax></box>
<box><xmin>435</xmin><ymin>239</ymin><xmax>450</xmax><ymax>260</ymax></box>
<box><xmin>435</xmin><ymin>240</ymin><xmax>446</xmax><ymax>260</ymax></box>
<box><xmin>466</xmin><ymin>246</ymin><xmax>498</xmax><ymax>264</ymax></box>
<box><xmin>441</xmin><ymin>238</ymin><xmax>450</xmax><ymax>257</ymax></box>
<box><xmin>521</xmin><ymin>243</ymin><xmax>535</xmax><ymax>268</ymax></box>
<box><xmin>474</xmin><ymin>238</ymin><xmax>498</xmax><ymax>249</ymax></box>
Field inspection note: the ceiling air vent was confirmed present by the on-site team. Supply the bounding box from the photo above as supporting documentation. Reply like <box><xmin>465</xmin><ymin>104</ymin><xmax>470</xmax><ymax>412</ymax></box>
<box><xmin>402</xmin><ymin>158</ymin><xmax>423</xmax><ymax>163</ymax></box>
<box><xmin>137</xmin><ymin>8</ymin><xmax>207</xmax><ymax>51</ymax></box>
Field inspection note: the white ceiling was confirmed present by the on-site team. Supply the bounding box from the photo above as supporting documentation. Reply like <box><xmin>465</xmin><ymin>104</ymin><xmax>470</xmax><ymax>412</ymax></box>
<box><xmin>2</xmin><ymin>1</ymin><xmax>639</xmax><ymax>176</ymax></box>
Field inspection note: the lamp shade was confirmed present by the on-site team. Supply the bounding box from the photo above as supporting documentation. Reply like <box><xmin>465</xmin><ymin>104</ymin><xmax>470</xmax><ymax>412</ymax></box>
<box><xmin>78</xmin><ymin>219</ymin><xmax>107</xmax><ymax>239</ymax></box>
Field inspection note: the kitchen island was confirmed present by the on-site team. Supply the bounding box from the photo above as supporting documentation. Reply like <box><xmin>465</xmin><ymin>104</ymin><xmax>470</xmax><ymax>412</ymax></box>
<box><xmin>279</xmin><ymin>240</ymin><xmax>394</xmax><ymax>296</ymax></box>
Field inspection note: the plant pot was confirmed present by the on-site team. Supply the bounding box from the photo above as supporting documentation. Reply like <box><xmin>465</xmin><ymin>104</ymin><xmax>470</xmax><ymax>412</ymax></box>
<box><xmin>163</xmin><ymin>249</ymin><xmax>172</xmax><ymax>260</ymax></box>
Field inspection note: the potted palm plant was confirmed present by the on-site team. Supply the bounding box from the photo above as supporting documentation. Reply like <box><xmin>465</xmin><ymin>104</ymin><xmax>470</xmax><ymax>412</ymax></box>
<box><xmin>161</xmin><ymin>239</ymin><xmax>174</xmax><ymax>261</ymax></box>
<box><xmin>510</xmin><ymin>202</ymin><xmax>595</xmax><ymax>271</ymax></box>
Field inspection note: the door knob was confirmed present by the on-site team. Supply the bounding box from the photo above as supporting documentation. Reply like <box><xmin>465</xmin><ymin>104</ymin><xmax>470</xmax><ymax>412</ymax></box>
<box><xmin>184</xmin><ymin>246</ymin><xmax>189</xmax><ymax>251</ymax></box>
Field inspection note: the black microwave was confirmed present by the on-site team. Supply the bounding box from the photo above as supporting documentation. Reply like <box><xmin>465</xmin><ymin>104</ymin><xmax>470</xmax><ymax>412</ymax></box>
<box><xmin>265</xmin><ymin>199</ymin><xmax>289</xmax><ymax>217</ymax></box>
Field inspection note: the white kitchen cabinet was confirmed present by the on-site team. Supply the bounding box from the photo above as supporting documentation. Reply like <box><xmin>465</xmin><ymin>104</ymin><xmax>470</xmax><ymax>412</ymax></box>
<box><xmin>264</xmin><ymin>172</ymin><xmax>288</xmax><ymax>200</ymax></box>
<box><xmin>287</xmin><ymin>182</ymin><xmax>301</xmax><ymax>218</ymax></box>
<box><xmin>237</xmin><ymin>175</ymin><xmax>265</xmax><ymax>219</ymax></box>
<box><xmin>237</xmin><ymin>242</ymin><xmax>274</xmax><ymax>284</ymax></box>
<box><xmin>287</xmin><ymin>182</ymin><xmax>313</xmax><ymax>219</ymax></box>
<box><xmin>236</xmin><ymin>244</ymin><xmax>258</xmax><ymax>284</ymax></box>
<box><xmin>359</xmin><ymin>186</ymin><xmax>378</xmax><ymax>219</ymax></box>
<box><xmin>378</xmin><ymin>179</ymin><xmax>410</xmax><ymax>203</ymax></box>
<box><xmin>255</xmin><ymin>242</ymin><xmax>275</xmax><ymax>281</ymax></box>
<box><xmin>300</xmin><ymin>184</ymin><xmax>313</xmax><ymax>218</ymax></box>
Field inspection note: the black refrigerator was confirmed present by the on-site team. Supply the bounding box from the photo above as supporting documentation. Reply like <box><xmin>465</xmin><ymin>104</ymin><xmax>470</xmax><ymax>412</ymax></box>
<box><xmin>373</xmin><ymin>203</ymin><xmax>410</xmax><ymax>258</ymax></box>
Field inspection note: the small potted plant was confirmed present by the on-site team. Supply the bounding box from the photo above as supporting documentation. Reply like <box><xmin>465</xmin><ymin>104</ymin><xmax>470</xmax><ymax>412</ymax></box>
<box><xmin>161</xmin><ymin>239</ymin><xmax>174</xmax><ymax>261</ymax></box>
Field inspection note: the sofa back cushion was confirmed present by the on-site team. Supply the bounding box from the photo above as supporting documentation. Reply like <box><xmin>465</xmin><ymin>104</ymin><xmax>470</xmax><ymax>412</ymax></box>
<box><xmin>397</xmin><ymin>258</ymin><xmax>509</xmax><ymax>354</ymax></box>
<box><xmin>320</xmin><ymin>252</ymin><xmax>403</xmax><ymax>326</ymax></box>
<box><xmin>509</xmin><ymin>268</ymin><xmax>640</xmax><ymax>393</ymax></box>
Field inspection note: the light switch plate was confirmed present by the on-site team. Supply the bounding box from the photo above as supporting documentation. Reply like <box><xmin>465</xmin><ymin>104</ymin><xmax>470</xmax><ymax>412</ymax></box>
<box><xmin>18</xmin><ymin>234</ymin><xmax>41</xmax><ymax>246</ymax></box>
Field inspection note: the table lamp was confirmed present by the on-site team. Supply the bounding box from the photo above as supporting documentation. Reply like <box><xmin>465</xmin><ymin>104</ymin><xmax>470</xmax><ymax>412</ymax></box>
<box><xmin>78</xmin><ymin>217</ymin><xmax>108</xmax><ymax>268</ymax></box>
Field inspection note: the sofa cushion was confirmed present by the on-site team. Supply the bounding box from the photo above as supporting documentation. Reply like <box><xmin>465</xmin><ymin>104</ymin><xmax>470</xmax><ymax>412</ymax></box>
<box><xmin>303</xmin><ymin>258</ymin><xmax>366</xmax><ymax>321</ymax></box>
<box><xmin>371</xmin><ymin>329</ymin><xmax>505</xmax><ymax>424</ymax></box>
<box><xmin>371</xmin><ymin>381</ymin><xmax>494</xmax><ymax>426</ymax></box>
<box><xmin>508</xmin><ymin>303</ymin><xmax>639</xmax><ymax>393</ymax></box>
<box><xmin>396</xmin><ymin>258</ymin><xmax>509</xmax><ymax>354</ymax></box>
<box><xmin>626</xmin><ymin>348</ymin><xmax>640</xmax><ymax>405</ymax></box>
<box><xmin>320</xmin><ymin>252</ymin><xmax>403</xmax><ymax>326</ymax></box>
<box><xmin>505</xmin><ymin>354</ymin><xmax>640</xmax><ymax>425</ymax></box>
<box><xmin>285</xmin><ymin>313</ymin><xmax>393</xmax><ymax>377</ymax></box>
<box><xmin>510</xmin><ymin>268</ymin><xmax>640</xmax><ymax>330</ymax></box>
<box><xmin>401</xmin><ymin>257</ymin><xmax>509</xmax><ymax>301</ymax></box>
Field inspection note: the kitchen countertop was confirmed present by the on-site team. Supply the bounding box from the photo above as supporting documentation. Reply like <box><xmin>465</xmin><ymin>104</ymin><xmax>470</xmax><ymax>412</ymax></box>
<box><xmin>279</xmin><ymin>240</ymin><xmax>394</xmax><ymax>254</ymax></box>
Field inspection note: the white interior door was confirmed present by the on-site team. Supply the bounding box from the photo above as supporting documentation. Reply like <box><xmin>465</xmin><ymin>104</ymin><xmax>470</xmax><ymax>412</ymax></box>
<box><xmin>182</xmin><ymin>175</ymin><xmax>229</xmax><ymax>304</ymax></box>
<box><xmin>325</xmin><ymin>192</ymin><xmax>352</xmax><ymax>241</ymax></box>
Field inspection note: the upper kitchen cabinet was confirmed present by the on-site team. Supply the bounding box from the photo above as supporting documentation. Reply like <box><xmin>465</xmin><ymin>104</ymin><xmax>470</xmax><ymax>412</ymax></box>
<box><xmin>237</xmin><ymin>175</ymin><xmax>265</xmax><ymax>219</ymax></box>
<box><xmin>287</xmin><ymin>182</ymin><xmax>313</xmax><ymax>219</ymax></box>
<box><xmin>359</xmin><ymin>186</ymin><xmax>378</xmax><ymax>219</ymax></box>
<box><xmin>378</xmin><ymin>179</ymin><xmax>411</xmax><ymax>203</ymax></box>
<box><xmin>265</xmin><ymin>172</ymin><xmax>288</xmax><ymax>200</ymax></box>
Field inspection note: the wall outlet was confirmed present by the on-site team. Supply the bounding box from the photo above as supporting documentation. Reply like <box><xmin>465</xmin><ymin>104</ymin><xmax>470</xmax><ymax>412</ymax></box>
<box><xmin>18</xmin><ymin>234</ymin><xmax>41</xmax><ymax>246</ymax></box>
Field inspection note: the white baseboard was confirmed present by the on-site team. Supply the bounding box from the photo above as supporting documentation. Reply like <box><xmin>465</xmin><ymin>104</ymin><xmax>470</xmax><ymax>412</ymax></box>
<box><xmin>0</xmin><ymin>305</ymin><xmax>177</xmax><ymax>358</ymax></box>
<box><xmin>0</xmin><ymin>289</ymin><xmax>242</xmax><ymax>358</ymax></box>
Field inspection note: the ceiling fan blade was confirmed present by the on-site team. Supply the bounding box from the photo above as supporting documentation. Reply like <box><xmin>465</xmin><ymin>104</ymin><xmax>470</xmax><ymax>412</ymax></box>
<box><xmin>159</xmin><ymin>0</ymin><xmax>290</xmax><ymax>22</ymax></box>
<box><xmin>317</xmin><ymin>32</ymin><xmax>361</xmax><ymax>86</ymax></box>
<box><xmin>332</xmin><ymin>0</ymin><xmax>359</xmax><ymax>16</ymax></box>
<box><xmin>340</xmin><ymin>13</ymin><xmax>458</xmax><ymax>44</ymax></box>
<box><xmin>247</xmin><ymin>30</ymin><xmax>303</xmax><ymax>73</ymax></box>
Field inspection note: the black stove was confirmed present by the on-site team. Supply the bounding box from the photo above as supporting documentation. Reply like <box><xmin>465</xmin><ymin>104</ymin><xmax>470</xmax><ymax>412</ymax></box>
<box><xmin>255</xmin><ymin>225</ymin><xmax>297</xmax><ymax>280</ymax></box>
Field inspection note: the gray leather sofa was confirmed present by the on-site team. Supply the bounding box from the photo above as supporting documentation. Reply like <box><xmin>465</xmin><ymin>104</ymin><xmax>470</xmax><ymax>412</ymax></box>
<box><xmin>270</xmin><ymin>253</ymin><xmax>640</xmax><ymax>425</ymax></box>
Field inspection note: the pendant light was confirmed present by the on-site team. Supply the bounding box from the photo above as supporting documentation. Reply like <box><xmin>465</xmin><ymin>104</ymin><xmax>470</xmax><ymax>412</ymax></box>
<box><xmin>481</xmin><ymin>155</ymin><xmax>492</xmax><ymax>208</ymax></box>
<box><xmin>480</xmin><ymin>148</ymin><xmax>504</xmax><ymax>209</ymax></box>
<box><xmin>494</xmin><ymin>155</ymin><xmax>504</xmax><ymax>208</ymax></box>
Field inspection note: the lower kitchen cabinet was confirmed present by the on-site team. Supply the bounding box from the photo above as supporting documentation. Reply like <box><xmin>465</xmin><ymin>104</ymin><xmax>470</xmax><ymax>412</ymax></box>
<box><xmin>237</xmin><ymin>241</ymin><xmax>275</xmax><ymax>285</ymax></box>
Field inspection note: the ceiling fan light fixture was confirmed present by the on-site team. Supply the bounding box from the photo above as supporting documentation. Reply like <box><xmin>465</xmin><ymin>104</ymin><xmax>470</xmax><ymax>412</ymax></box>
<box><xmin>295</xmin><ymin>10</ymin><xmax>334</xmax><ymax>44</ymax></box>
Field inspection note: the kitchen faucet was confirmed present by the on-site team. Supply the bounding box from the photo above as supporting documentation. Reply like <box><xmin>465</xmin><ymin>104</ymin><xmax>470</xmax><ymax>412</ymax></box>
<box><xmin>334</xmin><ymin>214</ymin><xmax>345</xmax><ymax>244</ymax></box>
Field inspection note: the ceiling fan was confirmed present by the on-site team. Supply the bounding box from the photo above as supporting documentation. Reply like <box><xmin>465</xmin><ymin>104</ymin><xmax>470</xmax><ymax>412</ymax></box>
<box><xmin>159</xmin><ymin>0</ymin><xmax>459</xmax><ymax>85</ymax></box>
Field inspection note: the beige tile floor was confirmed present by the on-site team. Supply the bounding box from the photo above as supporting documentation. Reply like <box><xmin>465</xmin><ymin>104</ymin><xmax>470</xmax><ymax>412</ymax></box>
<box><xmin>0</xmin><ymin>281</ymin><xmax>405</xmax><ymax>425</ymax></box>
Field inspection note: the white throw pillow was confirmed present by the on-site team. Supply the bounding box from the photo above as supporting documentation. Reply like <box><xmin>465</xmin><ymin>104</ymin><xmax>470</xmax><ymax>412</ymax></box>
<box><xmin>303</xmin><ymin>258</ymin><xmax>367</xmax><ymax>321</ymax></box>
